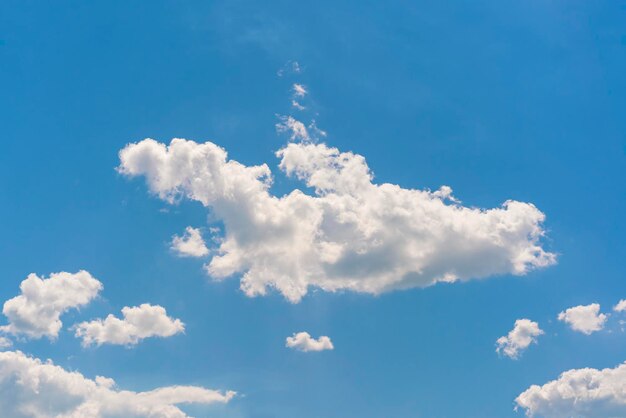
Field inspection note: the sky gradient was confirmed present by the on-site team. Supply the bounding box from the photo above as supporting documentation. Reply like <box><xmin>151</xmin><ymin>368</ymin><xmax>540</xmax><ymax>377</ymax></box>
<box><xmin>1</xmin><ymin>1</ymin><xmax>625</xmax><ymax>417</ymax></box>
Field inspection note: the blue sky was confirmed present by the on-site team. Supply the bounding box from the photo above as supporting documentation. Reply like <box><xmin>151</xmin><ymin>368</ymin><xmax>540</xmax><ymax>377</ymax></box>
<box><xmin>1</xmin><ymin>1</ymin><xmax>625</xmax><ymax>417</ymax></box>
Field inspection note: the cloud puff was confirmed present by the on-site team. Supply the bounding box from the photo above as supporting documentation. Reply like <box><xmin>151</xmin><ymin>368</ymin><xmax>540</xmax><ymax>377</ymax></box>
<box><xmin>1</xmin><ymin>271</ymin><xmax>102</xmax><ymax>339</ymax></box>
<box><xmin>171</xmin><ymin>226</ymin><xmax>209</xmax><ymax>257</ymax></box>
<box><xmin>291</xmin><ymin>100</ymin><xmax>306</xmax><ymax>111</ymax></box>
<box><xmin>285</xmin><ymin>332</ymin><xmax>334</xmax><ymax>352</ymax></box>
<box><xmin>516</xmin><ymin>361</ymin><xmax>626</xmax><ymax>417</ymax></box>
<box><xmin>557</xmin><ymin>303</ymin><xmax>607</xmax><ymax>335</ymax></box>
<box><xmin>118</xmin><ymin>138</ymin><xmax>555</xmax><ymax>303</ymax></box>
<box><xmin>0</xmin><ymin>350</ymin><xmax>234</xmax><ymax>418</ymax></box>
<box><xmin>496</xmin><ymin>319</ymin><xmax>543</xmax><ymax>359</ymax></box>
<box><xmin>276</xmin><ymin>115</ymin><xmax>310</xmax><ymax>141</ymax></box>
<box><xmin>74</xmin><ymin>304</ymin><xmax>185</xmax><ymax>347</ymax></box>
<box><xmin>614</xmin><ymin>299</ymin><xmax>626</xmax><ymax>313</ymax></box>
<box><xmin>292</xmin><ymin>83</ymin><xmax>307</xmax><ymax>98</ymax></box>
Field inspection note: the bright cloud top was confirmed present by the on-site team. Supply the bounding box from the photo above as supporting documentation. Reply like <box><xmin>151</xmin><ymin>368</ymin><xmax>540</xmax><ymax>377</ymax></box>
<box><xmin>0</xmin><ymin>350</ymin><xmax>234</xmax><ymax>418</ymax></box>
<box><xmin>557</xmin><ymin>303</ymin><xmax>607</xmax><ymax>335</ymax></box>
<box><xmin>516</xmin><ymin>361</ymin><xmax>626</xmax><ymax>418</ymax></box>
<box><xmin>171</xmin><ymin>226</ymin><xmax>209</xmax><ymax>257</ymax></box>
<box><xmin>1</xmin><ymin>271</ymin><xmax>102</xmax><ymax>339</ymax></box>
<box><xmin>74</xmin><ymin>303</ymin><xmax>185</xmax><ymax>347</ymax></box>
<box><xmin>118</xmin><ymin>137</ymin><xmax>555</xmax><ymax>303</ymax></box>
<box><xmin>286</xmin><ymin>332</ymin><xmax>334</xmax><ymax>352</ymax></box>
<box><xmin>496</xmin><ymin>319</ymin><xmax>543</xmax><ymax>359</ymax></box>
<box><xmin>614</xmin><ymin>299</ymin><xmax>626</xmax><ymax>312</ymax></box>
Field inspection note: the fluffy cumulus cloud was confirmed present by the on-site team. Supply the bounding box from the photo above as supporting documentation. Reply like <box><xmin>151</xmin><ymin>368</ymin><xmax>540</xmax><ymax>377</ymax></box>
<box><xmin>285</xmin><ymin>332</ymin><xmax>334</xmax><ymax>352</ymax></box>
<box><xmin>1</xmin><ymin>271</ymin><xmax>102</xmax><ymax>339</ymax></box>
<box><xmin>118</xmin><ymin>137</ymin><xmax>555</xmax><ymax>303</ymax></box>
<box><xmin>516</xmin><ymin>361</ymin><xmax>626</xmax><ymax>417</ymax></box>
<box><xmin>614</xmin><ymin>299</ymin><xmax>626</xmax><ymax>312</ymax></box>
<box><xmin>496</xmin><ymin>319</ymin><xmax>543</xmax><ymax>359</ymax></box>
<box><xmin>557</xmin><ymin>303</ymin><xmax>607</xmax><ymax>335</ymax></box>
<box><xmin>171</xmin><ymin>226</ymin><xmax>209</xmax><ymax>257</ymax></box>
<box><xmin>0</xmin><ymin>350</ymin><xmax>234</xmax><ymax>418</ymax></box>
<box><xmin>74</xmin><ymin>304</ymin><xmax>185</xmax><ymax>347</ymax></box>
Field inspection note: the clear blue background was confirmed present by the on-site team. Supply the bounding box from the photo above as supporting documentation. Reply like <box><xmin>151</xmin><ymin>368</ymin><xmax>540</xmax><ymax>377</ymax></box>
<box><xmin>1</xmin><ymin>1</ymin><xmax>625</xmax><ymax>417</ymax></box>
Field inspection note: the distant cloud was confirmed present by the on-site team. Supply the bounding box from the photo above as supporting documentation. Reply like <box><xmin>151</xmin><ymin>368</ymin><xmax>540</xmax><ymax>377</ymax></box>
<box><xmin>277</xmin><ymin>60</ymin><xmax>302</xmax><ymax>77</ymax></box>
<box><xmin>171</xmin><ymin>226</ymin><xmax>209</xmax><ymax>257</ymax></box>
<box><xmin>0</xmin><ymin>271</ymin><xmax>102</xmax><ymax>339</ymax></box>
<box><xmin>286</xmin><ymin>332</ymin><xmax>333</xmax><ymax>352</ymax></box>
<box><xmin>0</xmin><ymin>350</ymin><xmax>235</xmax><ymax>417</ymax></box>
<box><xmin>516</xmin><ymin>361</ymin><xmax>626</xmax><ymax>417</ymax></box>
<box><xmin>614</xmin><ymin>299</ymin><xmax>626</xmax><ymax>312</ymax></box>
<box><xmin>118</xmin><ymin>138</ymin><xmax>555</xmax><ymax>303</ymax></box>
<box><xmin>73</xmin><ymin>303</ymin><xmax>185</xmax><ymax>347</ymax></box>
<box><xmin>291</xmin><ymin>100</ymin><xmax>306</xmax><ymax>111</ymax></box>
<box><xmin>496</xmin><ymin>319</ymin><xmax>543</xmax><ymax>359</ymax></box>
<box><xmin>557</xmin><ymin>303</ymin><xmax>607</xmax><ymax>335</ymax></box>
<box><xmin>292</xmin><ymin>83</ymin><xmax>307</xmax><ymax>98</ymax></box>
<box><xmin>276</xmin><ymin>115</ymin><xmax>310</xmax><ymax>141</ymax></box>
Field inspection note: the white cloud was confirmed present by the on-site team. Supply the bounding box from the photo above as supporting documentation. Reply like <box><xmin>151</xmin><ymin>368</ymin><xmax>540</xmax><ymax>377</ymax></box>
<box><xmin>291</xmin><ymin>100</ymin><xmax>305</xmax><ymax>111</ymax></box>
<box><xmin>276</xmin><ymin>115</ymin><xmax>310</xmax><ymax>141</ymax></box>
<box><xmin>118</xmin><ymin>138</ymin><xmax>555</xmax><ymax>303</ymax></box>
<box><xmin>496</xmin><ymin>319</ymin><xmax>543</xmax><ymax>359</ymax></box>
<box><xmin>614</xmin><ymin>299</ymin><xmax>626</xmax><ymax>312</ymax></box>
<box><xmin>1</xmin><ymin>271</ymin><xmax>103</xmax><ymax>339</ymax></box>
<box><xmin>292</xmin><ymin>83</ymin><xmax>307</xmax><ymax>98</ymax></box>
<box><xmin>285</xmin><ymin>332</ymin><xmax>333</xmax><ymax>352</ymax></box>
<box><xmin>0</xmin><ymin>350</ymin><xmax>234</xmax><ymax>418</ymax></box>
<box><xmin>516</xmin><ymin>361</ymin><xmax>626</xmax><ymax>418</ymax></box>
<box><xmin>171</xmin><ymin>226</ymin><xmax>209</xmax><ymax>257</ymax></box>
<box><xmin>557</xmin><ymin>303</ymin><xmax>607</xmax><ymax>335</ymax></box>
<box><xmin>74</xmin><ymin>304</ymin><xmax>185</xmax><ymax>347</ymax></box>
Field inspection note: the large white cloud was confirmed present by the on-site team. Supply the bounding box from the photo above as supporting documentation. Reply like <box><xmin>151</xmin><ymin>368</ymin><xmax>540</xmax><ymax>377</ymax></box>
<box><xmin>557</xmin><ymin>303</ymin><xmax>607</xmax><ymax>335</ymax></box>
<box><xmin>0</xmin><ymin>350</ymin><xmax>234</xmax><ymax>418</ymax></box>
<box><xmin>118</xmin><ymin>137</ymin><xmax>555</xmax><ymax>303</ymax></box>
<box><xmin>516</xmin><ymin>361</ymin><xmax>626</xmax><ymax>417</ymax></box>
<box><xmin>74</xmin><ymin>304</ymin><xmax>185</xmax><ymax>347</ymax></box>
<box><xmin>285</xmin><ymin>332</ymin><xmax>333</xmax><ymax>352</ymax></box>
<box><xmin>1</xmin><ymin>271</ymin><xmax>103</xmax><ymax>339</ymax></box>
<box><xmin>171</xmin><ymin>227</ymin><xmax>209</xmax><ymax>257</ymax></box>
<box><xmin>496</xmin><ymin>319</ymin><xmax>543</xmax><ymax>359</ymax></box>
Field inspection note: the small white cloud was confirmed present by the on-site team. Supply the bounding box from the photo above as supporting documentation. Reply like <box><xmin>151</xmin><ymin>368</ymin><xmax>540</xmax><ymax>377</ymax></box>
<box><xmin>557</xmin><ymin>303</ymin><xmax>607</xmax><ymax>335</ymax></box>
<box><xmin>293</xmin><ymin>83</ymin><xmax>307</xmax><ymax>98</ymax></box>
<box><xmin>0</xmin><ymin>350</ymin><xmax>235</xmax><ymax>417</ymax></box>
<box><xmin>291</xmin><ymin>100</ymin><xmax>306</xmax><ymax>111</ymax></box>
<box><xmin>171</xmin><ymin>226</ymin><xmax>209</xmax><ymax>257</ymax></box>
<box><xmin>496</xmin><ymin>319</ymin><xmax>543</xmax><ymax>359</ymax></box>
<box><xmin>614</xmin><ymin>299</ymin><xmax>626</xmax><ymax>312</ymax></box>
<box><xmin>73</xmin><ymin>303</ymin><xmax>185</xmax><ymax>347</ymax></box>
<box><xmin>516</xmin><ymin>361</ymin><xmax>626</xmax><ymax>417</ymax></box>
<box><xmin>1</xmin><ymin>271</ymin><xmax>103</xmax><ymax>340</ymax></box>
<box><xmin>276</xmin><ymin>115</ymin><xmax>309</xmax><ymax>141</ymax></box>
<box><xmin>285</xmin><ymin>331</ymin><xmax>334</xmax><ymax>352</ymax></box>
